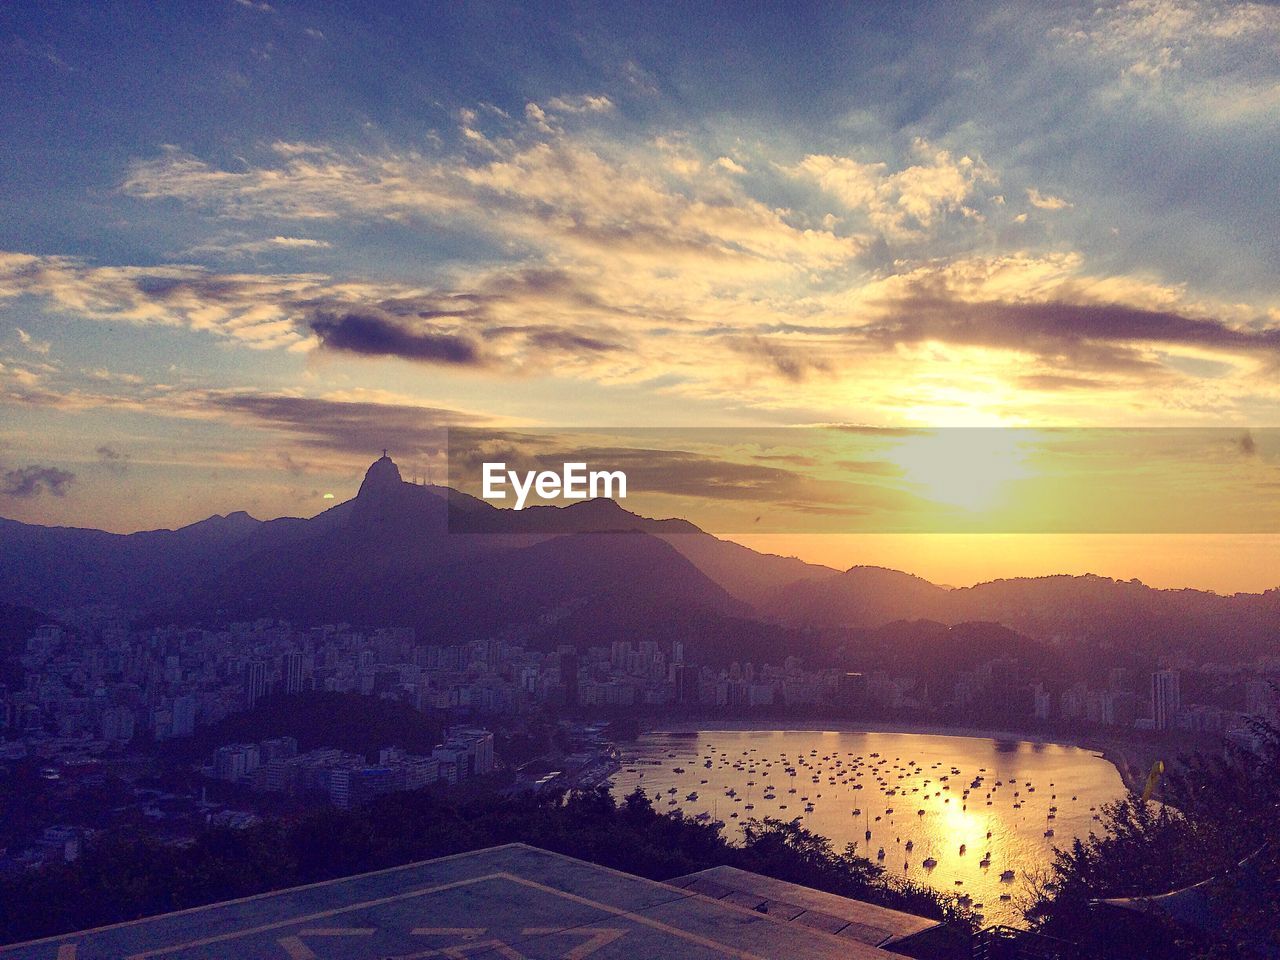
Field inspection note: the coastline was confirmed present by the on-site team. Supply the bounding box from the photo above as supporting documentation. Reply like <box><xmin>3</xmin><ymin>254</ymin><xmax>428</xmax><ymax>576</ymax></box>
<box><xmin>635</xmin><ymin>718</ymin><xmax>1151</xmax><ymax>794</ymax></box>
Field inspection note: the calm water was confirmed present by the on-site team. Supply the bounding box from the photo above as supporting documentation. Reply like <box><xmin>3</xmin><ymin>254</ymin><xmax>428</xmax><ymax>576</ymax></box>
<box><xmin>609</xmin><ymin>728</ymin><xmax>1127</xmax><ymax>926</ymax></box>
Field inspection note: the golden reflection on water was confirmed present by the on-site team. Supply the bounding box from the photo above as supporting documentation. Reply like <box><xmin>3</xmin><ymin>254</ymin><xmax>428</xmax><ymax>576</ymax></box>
<box><xmin>609</xmin><ymin>729</ymin><xmax>1128</xmax><ymax>927</ymax></box>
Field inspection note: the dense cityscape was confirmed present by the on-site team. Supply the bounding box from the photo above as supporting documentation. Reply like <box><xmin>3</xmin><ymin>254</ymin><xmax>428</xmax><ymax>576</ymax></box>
<box><xmin>3</xmin><ymin>611</ymin><xmax>1276</xmax><ymax>881</ymax></box>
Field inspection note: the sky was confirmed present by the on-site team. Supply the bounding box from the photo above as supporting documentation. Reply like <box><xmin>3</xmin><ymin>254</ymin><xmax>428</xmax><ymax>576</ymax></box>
<box><xmin>3</xmin><ymin>1</ymin><xmax>1280</xmax><ymax>591</ymax></box>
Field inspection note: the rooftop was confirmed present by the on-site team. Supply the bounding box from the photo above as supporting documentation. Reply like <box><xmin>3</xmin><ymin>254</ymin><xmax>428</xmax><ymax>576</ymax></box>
<box><xmin>667</xmin><ymin>864</ymin><xmax>941</xmax><ymax>949</ymax></box>
<box><xmin>0</xmin><ymin>844</ymin><xmax>942</xmax><ymax>959</ymax></box>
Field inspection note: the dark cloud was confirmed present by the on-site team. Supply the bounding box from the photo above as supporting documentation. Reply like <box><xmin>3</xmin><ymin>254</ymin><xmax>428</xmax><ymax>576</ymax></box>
<box><xmin>206</xmin><ymin>392</ymin><xmax>480</xmax><ymax>458</ymax></box>
<box><xmin>866</xmin><ymin>295</ymin><xmax>1280</xmax><ymax>376</ymax></box>
<box><xmin>1017</xmin><ymin>374</ymin><xmax>1110</xmax><ymax>391</ymax></box>
<box><xmin>523</xmin><ymin>328</ymin><xmax>620</xmax><ymax>353</ymax></box>
<box><xmin>310</xmin><ymin>311</ymin><xmax>483</xmax><ymax>365</ymax></box>
<box><xmin>731</xmin><ymin>336</ymin><xmax>832</xmax><ymax>381</ymax></box>
<box><xmin>2</xmin><ymin>465</ymin><xmax>75</xmax><ymax>498</ymax></box>
<box><xmin>95</xmin><ymin>444</ymin><xmax>130</xmax><ymax>473</ymax></box>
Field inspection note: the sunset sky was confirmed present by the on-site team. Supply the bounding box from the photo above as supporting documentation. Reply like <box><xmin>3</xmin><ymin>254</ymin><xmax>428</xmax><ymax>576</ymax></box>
<box><xmin>3</xmin><ymin>1</ymin><xmax>1280</xmax><ymax>591</ymax></box>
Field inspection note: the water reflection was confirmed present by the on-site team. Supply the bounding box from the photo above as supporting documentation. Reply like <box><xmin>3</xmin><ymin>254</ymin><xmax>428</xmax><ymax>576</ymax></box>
<box><xmin>609</xmin><ymin>728</ymin><xmax>1127</xmax><ymax>927</ymax></box>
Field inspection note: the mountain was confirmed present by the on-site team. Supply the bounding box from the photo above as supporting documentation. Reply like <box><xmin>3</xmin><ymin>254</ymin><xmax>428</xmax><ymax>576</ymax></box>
<box><xmin>765</xmin><ymin>569</ymin><xmax>1280</xmax><ymax>663</ymax></box>
<box><xmin>0</xmin><ymin>454</ymin><xmax>832</xmax><ymax>618</ymax></box>
<box><xmin>139</xmin><ymin>455</ymin><xmax>759</xmax><ymax>643</ymax></box>
<box><xmin>765</xmin><ymin>565</ymin><xmax>951</xmax><ymax>628</ymax></box>
<box><xmin>3</xmin><ymin>454</ymin><xmax>1278</xmax><ymax>664</ymax></box>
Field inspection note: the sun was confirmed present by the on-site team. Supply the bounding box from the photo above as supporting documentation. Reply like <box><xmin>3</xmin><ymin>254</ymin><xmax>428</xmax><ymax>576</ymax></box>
<box><xmin>889</xmin><ymin>429</ymin><xmax>1034</xmax><ymax>515</ymax></box>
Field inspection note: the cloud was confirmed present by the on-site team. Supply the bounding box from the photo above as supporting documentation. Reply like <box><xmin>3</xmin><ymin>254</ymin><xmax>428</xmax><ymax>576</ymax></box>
<box><xmin>545</xmin><ymin>94</ymin><xmax>614</xmax><ymax>114</ymax></box>
<box><xmin>518</xmin><ymin>328</ymin><xmax>621</xmax><ymax>353</ymax></box>
<box><xmin>1</xmin><ymin>465</ymin><xmax>75</xmax><ymax>498</ymax></box>
<box><xmin>0</xmin><ymin>253</ymin><xmax>322</xmax><ymax>350</ymax></box>
<box><xmin>730</xmin><ymin>336</ymin><xmax>832</xmax><ymax>382</ymax></box>
<box><xmin>446</xmin><ymin>432</ymin><xmax>918</xmax><ymax>516</ymax></box>
<box><xmin>1017</xmin><ymin>374</ymin><xmax>1110</xmax><ymax>391</ymax></box>
<box><xmin>204</xmin><ymin>392</ymin><xmax>483</xmax><ymax>457</ymax></box>
<box><xmin>863</xmin><ymin>294</ymin><xmax>1280</xmax><ymax>375</ymax></box>
<box><xmin>788</xmin><ymin>141</ymin><xmax>996</xmax><ymax>239</ymax></box>
<box><xmin>15</xmin><ymin>327</ymin><xmax>51</xmax><ymax>354</ymax></box>
<box><xmin>95</xmin><ymin>445</ymin><xmax>130</xmax><ymax>473</ymax></box>
<box><xmin>1026</xmin><ymin>188</ymin><xmax>1072</xmax><ymax>210</ymax></box>
<box><xmin>309</xmin><ymin>311</ymin><xmax>483</xmax><ymax>365</ymax></box>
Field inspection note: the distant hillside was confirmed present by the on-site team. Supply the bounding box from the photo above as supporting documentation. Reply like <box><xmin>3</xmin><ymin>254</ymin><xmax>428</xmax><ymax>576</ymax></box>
<box><xmin>765</xmin><ymin>569</ymin><xmax>1280</xmax><ymax>663</ymax></box>
<box><xmin>765</xmin><ymin>565</ymin><xmax>950</xmax><ymax>627</ymax></box>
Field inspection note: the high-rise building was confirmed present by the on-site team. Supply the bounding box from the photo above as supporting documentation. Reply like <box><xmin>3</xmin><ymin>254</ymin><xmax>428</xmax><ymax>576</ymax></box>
<box><xmin>1152</xmin><ymin>670</ymin><xmax>1181</xmax><ymax>730</ymax></box>
<box><xmin>284</xmin><ymin>651</ymin><xmax>306</xmax><ymax>694</ymax></box>
<box><xmin>245</xmin><ymin>659</ymin><xmax>269</xmax><ymax>709</ymax></box>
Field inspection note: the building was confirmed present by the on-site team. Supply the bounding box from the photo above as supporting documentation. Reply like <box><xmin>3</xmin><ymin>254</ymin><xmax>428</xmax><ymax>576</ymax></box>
<box><xmin>1152</xmin><ymin>670</ymin><xmax>1181</xmax><ymax>730</ymax></box>
<box><xmin>245</xmin><ymin>659</ymin><xmax>269</xmax><ymax>709</ymax></box>
<box><xmin>284</xmin><ymin>651</ymin><xmax>307</xmax><ymax>694</ymax></box>
<box><xmin>212</xmin><ymin>743</ymin><xmax>260</xmax><ymax>783</ymax></box>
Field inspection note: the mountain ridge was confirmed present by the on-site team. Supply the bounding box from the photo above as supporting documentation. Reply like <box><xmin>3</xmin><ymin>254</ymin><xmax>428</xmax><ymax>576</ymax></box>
<box><xmin>3</xmin><ymin>454</ymin><xmax>1278</xmax><ymax>662</ymax></box>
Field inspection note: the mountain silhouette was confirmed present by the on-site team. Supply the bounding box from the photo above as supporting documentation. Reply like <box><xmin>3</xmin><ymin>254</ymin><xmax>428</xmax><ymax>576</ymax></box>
<box><xmin>2</xmin><ymin>454</ymin><xmax>1278</xmax><ymax>662</ymax></box>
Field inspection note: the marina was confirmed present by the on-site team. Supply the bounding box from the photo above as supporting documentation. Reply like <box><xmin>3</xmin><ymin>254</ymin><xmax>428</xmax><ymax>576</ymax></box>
<box><xmin>611</xmin><ymin>727</ymin><xmax>1128</xmax><ymax>926</ymax></box>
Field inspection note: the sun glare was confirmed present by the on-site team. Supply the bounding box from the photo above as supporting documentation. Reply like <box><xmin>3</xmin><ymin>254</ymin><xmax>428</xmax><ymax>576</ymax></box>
<box><xmin>890</xmin><ymin>430</ymin><xmax>1034</xmax><ymax>514</ymax></box>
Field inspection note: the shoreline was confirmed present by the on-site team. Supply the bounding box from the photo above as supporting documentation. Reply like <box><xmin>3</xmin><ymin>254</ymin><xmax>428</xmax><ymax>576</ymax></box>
<box><xmin>632</xmin><ymin>718</ymin><xmax>1148</xmax><ymax>794</ymax></box>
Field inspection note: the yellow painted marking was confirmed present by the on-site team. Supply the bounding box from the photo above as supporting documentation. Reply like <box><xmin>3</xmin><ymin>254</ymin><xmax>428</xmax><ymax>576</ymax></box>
<box><xmin>402</xmin><ymin>929</ymin><xmax>524</xmax><ymax>959</ymax></box>
<box><xmin>99</xmin><ymin>866</ymin><xmax>790</xmax><ymax>960</ymax></box>
<box><xmin>500</xmin><ymin>876</ymin><xmax>770</xmax><ymax>960</ymax></box>
<box><xmin>277</xmin><ymin>927</ymin><xmax>375</xmax><ymax>959</ymax></box>
<box><xmin>123</xmin><ymin>876</ymin><xmax>505</xmax><ymax>959</ymax></box>
<box><xmin>0</xmin><ymin>845</ymin><xmax>529</xmax><ymax>956</ymax></box>
<box><xmin>521</xmin><ymin>927</ymin><xmax>626</xmax><ymax>959</ymax></box>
